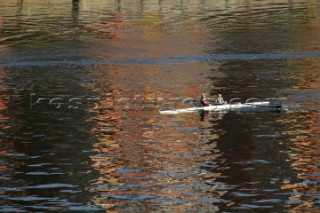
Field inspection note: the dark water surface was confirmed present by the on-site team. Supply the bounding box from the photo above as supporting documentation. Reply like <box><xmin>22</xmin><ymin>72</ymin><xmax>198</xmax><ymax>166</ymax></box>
<box><xmin>0</xmin><ymin>0</ymin><xmax>319</xmax><ymax>212</ymax></box>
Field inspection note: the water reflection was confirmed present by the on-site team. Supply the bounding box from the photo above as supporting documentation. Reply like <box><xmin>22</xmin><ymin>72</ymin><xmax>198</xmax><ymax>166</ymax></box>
<box><xmin>0</xmin><ymin>66</ymin><xmax>104</xmax><ymax>211</ymax></box>
<box><xmin>0</xmin><ymin>0</ymin><xmax>319</xmax><ymax>212</ymax></box>
<box><xmin>72</xmin><ymin>0</ymin><xmax>80</xmax><ymax>26</ymax></box>
<box><xmin>277</xmin><ymin>110</ymin><xmax>320</xmax><ymax>211</ymax></box>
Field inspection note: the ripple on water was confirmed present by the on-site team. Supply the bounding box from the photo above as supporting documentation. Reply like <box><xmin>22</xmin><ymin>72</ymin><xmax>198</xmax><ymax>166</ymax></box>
<box><xmin>0</xmin><ymin>206</ymin><xmax>27</xmax><ymax>213</ymax></box>
<box><xmin>0</xmin><ymin>187</ymin><xmax>23</xmax><ymax>192</ymax></box>
<box><xmin>7</xmin><ymin>196</ymin><xmax>51</xmax><ymax>202</ymax></box>
<box><xmin>101</xmin><ymin>193</ymin><xmax>160</xmax><ymax>201</ymax></box>
<box><xmin>198</xmin><ymin>197</ymin><xmax>231</xmax><ymax>205</ymax></box>
<box><xmin>233</xmin><ymin>204</ymin><xmax>274</xmax><ymax>210</ymax></box>
<box><xmin>24</xmin><ymin>183</ymin><xmax>77</xmax><ymax>189</ymax></box>
<box><xmin>234</xmin><ymin>159</ymin><xmax>271</xmax><ymax>165</ymax></box>
<box><xmin>67</xmin><ymin>206</ymin><xmax>105</xmax><ymax>211</ymax></box>
<box><xmin>254</xmin><ymin>198</ymin><xmax>283</xmax><ymax>204</ymax></box>
<box><xmin>115</xmin><ymin>168</ymin><xmax>142</xmax><ymax>174</ymax></box>
<box><xmin>231</xmin><ymin>192</ymin><xmax>260</xmax><ymax>197</ymax></box>
<box><xmin>25</xmin><ymin>172</ymin><xmax>64</xmax><ymax>176</ymax></box>
<box><xmin>0</xmin><ymin>153</ymin><xmax>26</xmax><ymax>157</ymax></box>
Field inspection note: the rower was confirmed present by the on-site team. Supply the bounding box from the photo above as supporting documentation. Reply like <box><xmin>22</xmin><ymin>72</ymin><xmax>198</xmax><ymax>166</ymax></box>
<box><xmin>216</xmin><ymin>91</ymin><xmax>225</xmax><ymax>105</ymax></box>
<box><xmin>199</xmin><ymin>93</ymin><xmax>210</xmax><ymax>107</ymax></box>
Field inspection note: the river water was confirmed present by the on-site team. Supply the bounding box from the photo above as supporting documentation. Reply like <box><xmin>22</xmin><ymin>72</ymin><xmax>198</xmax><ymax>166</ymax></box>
<box><xmin>0</xmin><ymin>0</ymin><xmax>319</xmax><ymax>212</ymax></box>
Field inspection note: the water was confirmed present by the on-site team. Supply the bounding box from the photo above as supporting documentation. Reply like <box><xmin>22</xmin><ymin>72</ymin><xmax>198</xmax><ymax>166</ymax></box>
<box><xmin>0</xmin><ymin>0</ymin><xmax>319</xmax><ymax>212</ymax></box>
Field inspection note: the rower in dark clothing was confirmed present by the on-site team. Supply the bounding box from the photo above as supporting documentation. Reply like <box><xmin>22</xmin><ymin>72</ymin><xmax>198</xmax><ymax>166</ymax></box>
<box><xmin>199</xmin><ymin>93</ymin><xmax>210</xmax><ymax>107</ymax></box>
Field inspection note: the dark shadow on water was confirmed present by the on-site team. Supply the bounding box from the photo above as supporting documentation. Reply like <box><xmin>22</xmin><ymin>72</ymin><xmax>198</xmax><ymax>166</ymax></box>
<box><xmin>72</xmin><ymin>0</ymin><xmax>80</xmax><ymax>24</ymax></box>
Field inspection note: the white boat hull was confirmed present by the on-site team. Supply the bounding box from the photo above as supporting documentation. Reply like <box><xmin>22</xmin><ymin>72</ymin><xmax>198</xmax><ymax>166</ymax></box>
<box><xmin>159</xmin><ymin>101</ymin><xmax>282</xmax><ymax>114</ymax></box>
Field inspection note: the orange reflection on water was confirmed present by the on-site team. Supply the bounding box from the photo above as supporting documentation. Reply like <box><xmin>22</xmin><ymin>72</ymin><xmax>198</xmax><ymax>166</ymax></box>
<box><xmin>83</xmin><ymin>13</ymin><xmax>126</xmax><ymax>40</ymax></box>
<box><xmin>0</xmin><ymin>50</ymin><xmax>12</xmax><ymax>182</ymax></box>
<box><xmin>278</xmin><ymin>109</ymin><xmax>319</xmax><ymax>210</ymax></box>
<box><xmin>290</xmin><ymin>59</ymin><xmax>320</xmax><ymax>90</ymax></box>
<box><xmin>85</xmin><ymin>59</ymin><xmax>222</xmax><ymax>210</ymax></box>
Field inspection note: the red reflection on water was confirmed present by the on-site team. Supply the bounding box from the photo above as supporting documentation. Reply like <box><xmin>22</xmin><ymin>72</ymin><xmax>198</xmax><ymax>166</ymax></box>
<box><xmin>83</xmin><ymin>13</ymin><xmax>125</xmax><ymax>39</ymax></box>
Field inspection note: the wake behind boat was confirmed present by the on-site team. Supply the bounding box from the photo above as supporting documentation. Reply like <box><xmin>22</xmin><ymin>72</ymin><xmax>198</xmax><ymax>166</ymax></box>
<box><xmin>159</xmin><ymin>101</ymin><xmax>282</xmax><ymax>114</ymax></box>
